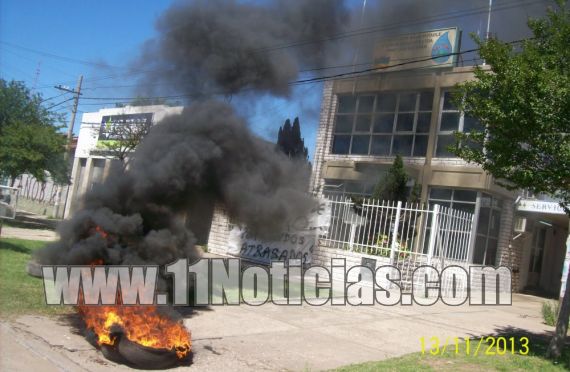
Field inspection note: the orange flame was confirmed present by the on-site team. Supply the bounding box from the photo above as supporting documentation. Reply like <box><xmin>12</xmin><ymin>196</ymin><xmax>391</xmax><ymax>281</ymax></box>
<box><xmin>94</xmin><ymin>225</ymin><xmax>108</xmax><ymax>239</ymax></box>
<box><xmin>78</xmin><ymin>304</ymin><xmax>191</xmax><ymax>358</ymax></box>
<box><xmin>78</xmin><ymin>229</ymin><xmax>191</xmax><ymax>359</ymax></box>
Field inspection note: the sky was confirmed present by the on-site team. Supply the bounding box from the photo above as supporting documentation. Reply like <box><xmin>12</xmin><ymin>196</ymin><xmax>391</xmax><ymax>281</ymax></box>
<box><xmin>0</xmin><ymin>0</ymin><xmax>553</xmax><ymax>160</ymax></box>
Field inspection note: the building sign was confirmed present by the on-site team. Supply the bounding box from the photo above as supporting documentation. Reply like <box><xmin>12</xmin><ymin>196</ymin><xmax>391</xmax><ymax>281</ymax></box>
<box><xmin>97</xmin><ymin>113</ymin><xmax>153</xmax><ymax>148</ymax></box>
<box><xmin>226</xmin><ymin>199</ymin><xmax>332</xmax><ymax>264</ymax></box>
<box><xmin>517</xmin><ymin>199</ymin><xmax>567</xmax><ymax>215</ymax></box>
<box><xmin>373</xmin><ymin>28</ymin><xmax>460</xmax><ymax>71</ymax></box>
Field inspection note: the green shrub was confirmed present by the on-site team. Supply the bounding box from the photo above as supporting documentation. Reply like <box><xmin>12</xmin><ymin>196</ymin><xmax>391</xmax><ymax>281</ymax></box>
<box><xmin>542</xmin><ymin>300</ymin><xmax>560</xmax><ymax>326</ymax></box>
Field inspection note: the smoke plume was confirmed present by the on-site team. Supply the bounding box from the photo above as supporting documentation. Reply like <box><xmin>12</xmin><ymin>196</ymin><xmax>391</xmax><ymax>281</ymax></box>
<box><xmin>37</xmin><ymin>100</ymin><xmax>314</xmax><ymax>266</ymax></box>
<box><xmin>137</xmin><ymin>0</ymin><xmax>348</xmax><ymax>97</ymax></box>
<box><xmin>36</xmin><ymin>0</ymin><xmax>351</xmax><ymax>267</ymax></box>
<box><xmin>37</xmin><ymin>0</ymin><xmax>551</xmax><ymax>269</ymax></box>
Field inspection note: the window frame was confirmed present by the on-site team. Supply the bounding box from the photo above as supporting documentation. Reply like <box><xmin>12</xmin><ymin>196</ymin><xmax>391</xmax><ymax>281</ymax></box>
<box><xmin>435</xmin><ymin>90</ymin><xmax>484</xmax><ymax>158</ymax></box>
<box><xmin>332</xmin><ymin>91</ymin><xmax>433</xmax><ymax>157</ymax></box>
<box><xmin>427</xmin><ymin>187</ymin><xmax>502</xmax><ymax>265</ymax></box>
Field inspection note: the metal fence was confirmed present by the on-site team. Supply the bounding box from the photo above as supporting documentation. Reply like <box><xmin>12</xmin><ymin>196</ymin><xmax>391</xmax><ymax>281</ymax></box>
<box><xmin>319</xmin><ymin>195</ymin><xmax>475</xmax><ymax>293</ymax></box>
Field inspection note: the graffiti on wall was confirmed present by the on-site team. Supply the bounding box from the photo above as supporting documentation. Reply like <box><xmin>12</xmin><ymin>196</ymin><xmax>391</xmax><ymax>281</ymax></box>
<box><xmin>227</xmin><ymin>199</ymin><xmax>331</xmax><ymax>264</ymax></box>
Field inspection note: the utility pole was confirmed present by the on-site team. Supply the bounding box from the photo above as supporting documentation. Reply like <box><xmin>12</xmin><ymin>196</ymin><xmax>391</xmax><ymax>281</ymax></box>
<box><xmin>53</xmin><ymin>75</ymin><xmax>83</xmax><ymax>219</ymax></box>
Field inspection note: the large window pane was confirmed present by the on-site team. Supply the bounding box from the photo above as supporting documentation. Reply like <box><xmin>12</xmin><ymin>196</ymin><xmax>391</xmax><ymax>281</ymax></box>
<box><xmin>419</xmin><ymin>91</ymin><xmax>434</xmax><ymax>110</ymax></box>
<box><xmin>396</xmin><ymin>113</ymin><xmax>414</xmax><ymax>132</ymax></box>
<box><xmin>485</xmin><ymin>239</ymin><xmax>498</xmax><ymax>265</ymax></box>
<box><xmin>473</xmin><ymin>236</ymin><xmax>486</xmax><ymax>264</ymax></box>
<box><xmin>332</xmin><ymin>135</ymin><xmax>350</xmax><ymax>154</ymax></box>
<box><xmin>464</xmin><ymin>135</ymin><xmax>484</xmax><ymax>152</ymax></box>
<box><xmin>358</xmin><ymin>96</ymin><xmax>375</xmax><ymax>113</ymax></box>
<box><xmin>430</xmin><ymin>188</ymin><xmax>452</xmax><ymax>200</ymax></box>
<box><xmin>413</xmin><ymin>135</ymin><xmax>428</xmax><ymax>156</ymax></box>
<box><xmin>477</xmin><ymin>207</ymin><xmax>490</xmax><ymax>234</ymax></box>
<box><xmin>350</xmin><ymin>135</ymin><xmax>370</xmax><ymax>155</ymax></box>
<box><xmin>442</xmin><ymin>91</ymin><xmax>458</xmax><ymax>110</ymax></box>
<box><xmin>453</xmin><ymin>203</ymin><xmax>476</xmax><ymax>214</ymax></box>
<box><xmin>398</xmin><ymin>93</ymin><xmax>416</xmax><ymax>111</ymax></box>
<box><xmin>335</xmin><ymin>115</ymin><xmax>353</xmax><ymax>133</ymax></box>
<box><xmin>435</xmin><ymin>135</ymin><xmax>457</xmax><ymax>157</ymax></box>
<box><xmin>440</xmin><ymin>112</ymin><xmax>460</xmax><ymax>131</ymax></box>
<box><xmin>463</xmin><ymin>115</ymin><xmax>484</xmax><ymax>132</ymax></box>
<box><xmin>338</xmin><ymin>96</ymin><xmax>356</xmax><ymax>113</ymax></box>
<box><xmin>416</xmin><ymin>112</ymin><xmax>431</xmax><ymax>133</ymax></box>
<box><xmin>355</xmin><ymin>115</ymin><xmax>372</xmax><ymax>132</ymax></box>
<box><xmin>345</xmin><ymin>182</ymin><xmax>363</xmax><ymax>194</ymax></box>
<box><xmin>454</xmin><ymin>189</ymin><xmax>477</xmax><ymax>202</ymax></box>
<box><xmin>489</xmin><ymin>210</ymin><xmax>501</xmax><ymax>237</ymax></box>
<box><xmin>373</xmin><ymin>113</ymin><xmax>394</xmax><ymax>133</ymax></box>
<box><xmin>370</xmin><ymin>136</ymin><xmax>391</xmax><ymax>155</ymax></box>
<box><xmin>392</xmin><ymin>135</ymin><xmax>413</xmax><ymax>156</ymax></box>
<box><xmin>376</xmin><ymin>93</ymin><xmax>397</xmax><ymax>111</ymax></box>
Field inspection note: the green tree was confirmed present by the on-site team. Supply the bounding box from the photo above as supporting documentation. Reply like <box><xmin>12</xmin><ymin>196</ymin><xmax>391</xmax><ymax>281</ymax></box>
<box><xmin>372</xmin><ymin>155</ymin><xmax>411</xmax><ymax>202</ymax></box>
<box><xmin>450</xmin><ymin>1</ymin><xmax>570</xmax><ymax>359</ymax></box>
<box><xmin>0</xmin><ymin>80</ymin><xmax>69</xmax><ymax>186</ymax></box>
<box><xmin>277</xmin><ymin>117</ymin><xmax>308</xmax><ymax>160</ymax></box>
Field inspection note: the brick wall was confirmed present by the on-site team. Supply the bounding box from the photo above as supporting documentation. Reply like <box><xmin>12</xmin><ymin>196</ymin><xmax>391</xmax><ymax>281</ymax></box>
<box><xmin>312</xmin><ymin>243</ymin><xmax>390</xmax><ymax>282</ymax></box>
<box><xmin>207</xmin><ymin>203</ymin><xmax>232</xmax><ymax>256</ymax></box>
<box><xmin>310</xmin><ymin>81</ymin><xmax>335</xmax><ymax>195</ymax></box>
<box><xmin>495</xmin><ymin>200</ymin><xmax>518</xmax><ymax>290</ymax></box>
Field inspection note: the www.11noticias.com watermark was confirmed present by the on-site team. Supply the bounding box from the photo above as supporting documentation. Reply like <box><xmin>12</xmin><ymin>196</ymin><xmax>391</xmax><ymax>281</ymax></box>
<box><xmin>42</xmin><ymin>258</ymin><xmax>512</xmax><ymax>306</ymax></box>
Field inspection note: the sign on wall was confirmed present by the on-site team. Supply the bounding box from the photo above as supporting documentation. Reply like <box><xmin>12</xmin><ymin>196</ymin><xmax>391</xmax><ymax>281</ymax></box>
<box><xmin>227</xmin><ymin>199</ymin><xmax>332</xmax><ymax>264</ymax></box>
<box><xmin>373</xmin><ymin>28</ymin><xmax>460</xmax><ymax>71</ymax></box>
<box><xmin>517</xmin><ymin>200</ymin><xmax>567</xmax><ymax>215</ymax></box>
<box><xmin>97</xmin><ymin>113</ymin><xmax>153</xmax><ymax>148</ymax></box>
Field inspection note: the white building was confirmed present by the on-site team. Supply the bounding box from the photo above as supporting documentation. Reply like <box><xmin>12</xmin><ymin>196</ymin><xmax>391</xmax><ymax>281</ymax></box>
<box><xmin>64</xmin><ymin>105</ymin><xmax>183</xmax><ymax>218</ymax></box>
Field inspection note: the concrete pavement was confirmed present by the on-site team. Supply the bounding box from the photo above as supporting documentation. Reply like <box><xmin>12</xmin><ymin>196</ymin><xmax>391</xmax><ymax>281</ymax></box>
<box><xmin>0</xmin><ymin>226</ymin><xmax>58</xmax><ymax>241</ymax></box>
<box><xmin>0</xmin><ymin>294</ymin><xmax>555</xmax><ymax>371</ymax></box>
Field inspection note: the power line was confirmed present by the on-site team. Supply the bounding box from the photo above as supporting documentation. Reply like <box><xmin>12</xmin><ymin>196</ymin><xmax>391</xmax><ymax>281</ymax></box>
<box><xmin>74</xmin><ymin>39</ymin><xmax>523</xmax><ymax>103</ymax></box>
<box><xmin>31</xmin><ymin>0</ymin><xmax>541</xmax><ymax>89</ymax></box>
<box><xmin>254</xmin><ymin>0</ymin><xmax>539</xmax><ymax>53</ymax></box>
<box><xmin>45</xmin><ymin>97</ymin><xmax>75</xmax><ymax>110</ymax></box>
<box><xmin>0</xmin><ymin>41</ymin><xmax>124</xmax><ymax>69</ymax></box>
<box><xmin>40</xmin><ymin>92</ymin><xmax>69</xmax><ymax>103</ymax></box>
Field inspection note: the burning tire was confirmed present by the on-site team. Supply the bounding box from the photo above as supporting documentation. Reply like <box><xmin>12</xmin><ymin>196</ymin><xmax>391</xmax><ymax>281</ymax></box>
<box><xmin>100</xmin><ymin>333</ymin><xmax>192</xmax><ymax>370</ymax></box>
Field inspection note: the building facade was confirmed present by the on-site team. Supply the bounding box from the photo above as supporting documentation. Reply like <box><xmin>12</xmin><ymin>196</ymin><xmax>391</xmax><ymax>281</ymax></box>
<box><xmin>64</xmin><ymin>105</ymin><xmax>183</xmax><ymax>218</ymax></box>
<box><xmin>308</xmin><ymin>66</ymin><xmax>568</xmax><ymax>295</ymax></box>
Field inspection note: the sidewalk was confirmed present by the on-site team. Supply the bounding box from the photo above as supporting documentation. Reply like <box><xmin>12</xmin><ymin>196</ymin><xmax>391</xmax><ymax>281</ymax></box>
<box><xmin>0</xmin><ymin>211</ymin><xmax>58</xmax><ymax>241</ymax></box>
<box><xmin>0</xmin><ymin>226</ymin><xmax>58</xmax><ymax>241</ymax></box>
<box><xmin>0</xmin><ymin>294</ymin><xmax>553</xmax><ymax>371</ymax></box>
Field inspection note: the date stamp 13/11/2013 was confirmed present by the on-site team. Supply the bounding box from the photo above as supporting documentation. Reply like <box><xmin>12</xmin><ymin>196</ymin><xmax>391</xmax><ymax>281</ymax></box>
<box><xmin>420</xmin><ymin>336</ymin><xmax>530</xmax><ymax>356</ymax></box>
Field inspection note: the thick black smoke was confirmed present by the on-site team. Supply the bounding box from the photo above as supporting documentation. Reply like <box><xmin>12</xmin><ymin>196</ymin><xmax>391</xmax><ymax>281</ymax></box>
<box><xmin>37</xmin><ymin>0</ymin><xmax>349</xmax><ymax>266</ymax></box>
<box><xmin>137</xmin><ymin>0</ymin><xmax>348</xmax><ymax>97</ymax></box>
<box><xmin>37</xmin><ymin>100</ymin><xmax>314</xmax><ymax>266</ymax></box>
<box><xmin>37</xmin><ymin>0</ymin><xmax>551</xmax><ymax>268</ymax></box>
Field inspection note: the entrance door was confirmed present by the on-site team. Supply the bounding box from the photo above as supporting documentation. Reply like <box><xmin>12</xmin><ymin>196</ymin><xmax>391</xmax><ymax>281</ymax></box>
<box><xmin>527</xmin><ymin>227</ymin><xmax>547</xmax><ymax>287</ymax></box>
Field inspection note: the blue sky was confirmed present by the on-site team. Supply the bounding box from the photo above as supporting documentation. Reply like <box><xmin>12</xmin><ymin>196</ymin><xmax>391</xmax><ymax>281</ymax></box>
<box><xmin>0</xmin><ymin>1</ymin><xmax>550</xmax><ymax>161</ymax></box>
<box><xmin>0</xmin><ymin>0</ymin><xmax>326</xmax><ymax>160</ymax></box>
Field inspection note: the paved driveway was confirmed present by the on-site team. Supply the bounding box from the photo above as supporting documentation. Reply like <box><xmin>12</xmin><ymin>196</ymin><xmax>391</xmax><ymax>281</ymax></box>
<box><xmin>0</xmin><ymin>294</ymin><xmax>553</xmax><ymax>371</ymax></box>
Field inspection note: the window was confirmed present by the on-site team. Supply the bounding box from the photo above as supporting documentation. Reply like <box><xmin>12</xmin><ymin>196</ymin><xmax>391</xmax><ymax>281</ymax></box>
<box><xmin>90</xmin><ymin>159</ymin><xmax>107</xmax><ymax>190</ymax></box>
<box><xmin>428</xmin><ymin>187</ymin><xmax>502</xmax><ymax>265</ymax></box>
<box><xmin>323</xmin><ymin>179</ymin><xmax>375</xmax><ymax>198</ymax></box>
<box><xmin>332</xmin><ymin>91</ymin><xmax>433</xmax><ymax>157</ymax></box>
<box><xmin>429</xmin><ymin>187</ymin><xmax>477</xmax><ymax>214</ymax></box>
<box><xmin>473</xmin><ymin>194</ymin><xmax>502</xmax><ymax>265</ymax></box>
<box><xmin>435</xmin><ymin>91</ymin><xmax>484</xmax><ymax>157</ymax></box>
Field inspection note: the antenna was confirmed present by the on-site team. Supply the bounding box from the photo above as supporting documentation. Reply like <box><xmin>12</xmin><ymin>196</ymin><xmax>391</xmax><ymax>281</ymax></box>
<box><xmin>351</xmin><ymin>0</ymin><xmax>367</xmax><ymax>95</ymax></box>
<box><xmin>483</xmin><ymin>0</ymin><xmax>493</xmax><ymax>66</ymax></box>
<box><xmin>486</xmin><ymin>0</ymin><xmax>493</xmax><ymax>40</ymax></box>
<box><xmin>32</xmin><ymin>61</ymin><xmax>42</xmax><ymax>91</ymax></box>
